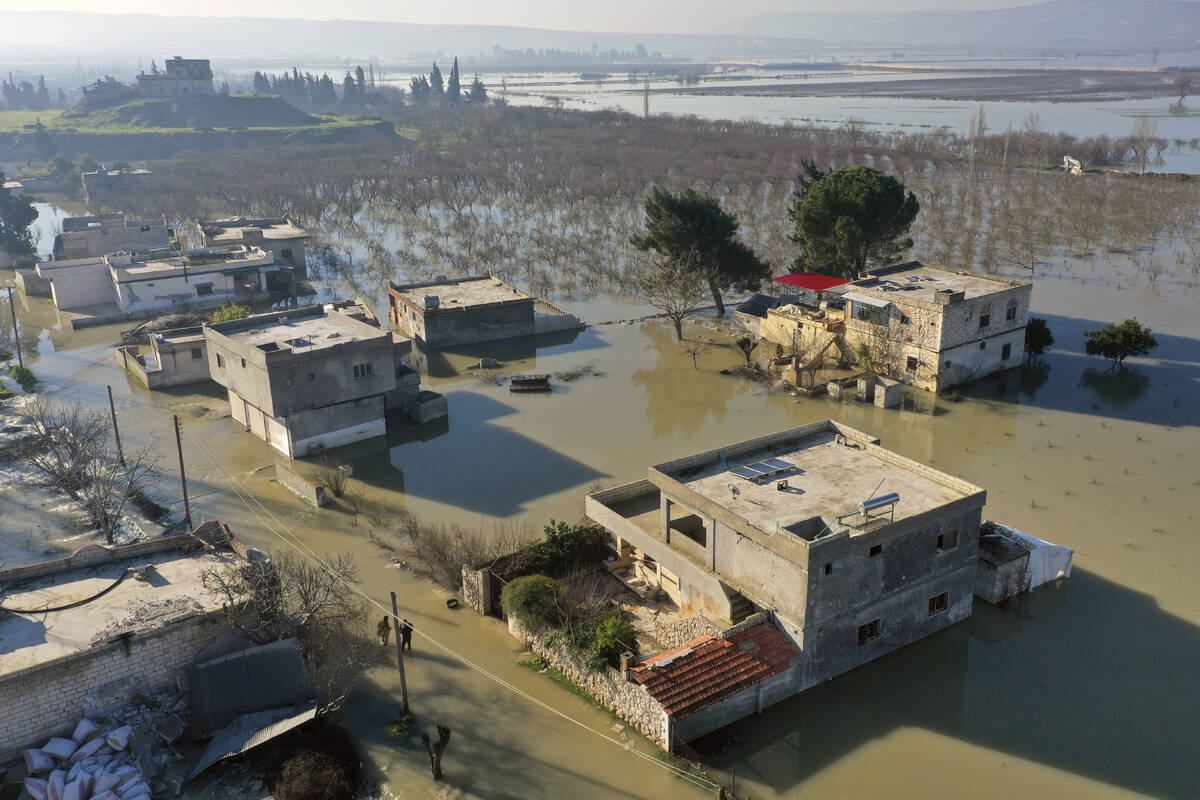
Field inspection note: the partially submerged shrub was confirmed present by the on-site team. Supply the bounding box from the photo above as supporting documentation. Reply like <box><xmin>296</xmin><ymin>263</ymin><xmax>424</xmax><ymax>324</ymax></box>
<box><xmin>9</xmin><ymin>364</ymin><xmax>36</xmax><ymax>392</ymax></box>
<box><xmin>501</xmin><ymin>574</ymin><xmax>564</xmax><ymax>630</ymax></box>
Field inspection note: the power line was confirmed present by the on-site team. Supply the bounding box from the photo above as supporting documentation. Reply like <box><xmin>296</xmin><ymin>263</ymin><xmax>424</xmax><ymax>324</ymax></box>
<box><xmin>176</xmin><ymin>425</ymin><xmax>718</xmax><ymax>792</ymax></box>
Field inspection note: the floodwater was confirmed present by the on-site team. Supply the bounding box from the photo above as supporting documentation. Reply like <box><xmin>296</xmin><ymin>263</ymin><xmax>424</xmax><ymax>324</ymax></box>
<box><xmin>6</xmin><ymin>179</ymin><xmax>1200</xmax><ymax>800</ymax></box>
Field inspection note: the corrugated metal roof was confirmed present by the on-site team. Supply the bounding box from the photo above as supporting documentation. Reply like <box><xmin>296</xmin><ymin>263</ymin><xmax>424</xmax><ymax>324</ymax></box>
<box><xmin>189</xmin><ymin>639</ymin><xmax>313</xmax><ymax>733</ymax></box>
<box><xmin>188</xmin><ymin>703</ymin><xmax>318</xmax><ymax>779</ymax></box>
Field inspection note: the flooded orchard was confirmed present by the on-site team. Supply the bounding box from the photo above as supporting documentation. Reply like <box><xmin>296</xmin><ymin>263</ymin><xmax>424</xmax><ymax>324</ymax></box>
<box><xmin>3</xmin><ymin>196</ymin><xmax>1198</xmax><ymax>799</ymax></box>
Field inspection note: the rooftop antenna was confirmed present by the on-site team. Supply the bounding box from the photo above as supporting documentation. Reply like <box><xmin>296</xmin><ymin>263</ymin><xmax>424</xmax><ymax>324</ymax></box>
<box><xmin>867</xmin><ymin>476</ymin><xmax>886</xmax><ymax>501</ymax></box>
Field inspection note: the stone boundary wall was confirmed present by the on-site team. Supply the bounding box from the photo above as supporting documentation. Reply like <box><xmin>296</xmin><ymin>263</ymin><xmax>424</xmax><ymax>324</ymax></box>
<box><xmin>653</xmin><ymin>615</ymin><xmax>720</xmax><ymax>651</ymax></box>
<box><xmin>508</xmin><ymin>617</ymin><xmax>669</xmax><ymax>749</ymax></box>
<box><xmin>461</xmin><ymin>564</ymin><xmax>492</xmax><ymax>615</ymax></box>
<box><xmin>273</xmin><ymin>459</ymin><xmax>330</xmax><ymax>507</ymax></box>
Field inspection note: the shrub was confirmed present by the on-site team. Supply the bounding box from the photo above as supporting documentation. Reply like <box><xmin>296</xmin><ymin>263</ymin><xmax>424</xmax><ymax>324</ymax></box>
<box><xmin>501</xmin><ymin>574</ymin><xmax>564</xmax><ymax>630</ymax></box>
<box><xmin>525</xmin><ymin>520</ymin><xmax>605</xmax><ymax>577</ymax></box>
<box><xmin>1024</xmin><ymin>317</ymin><xmax>1054</xmax><ymax>359</ymax></box>
<box><xmin>1084</xmin><ymin>318</ymin><xmax>1158</xmax><ymax>366</ymax></box>
<box><xmin>587</xmin><ymin>613</ymin><xmax>637</xmax><ymax>670</ymax></box>
<box><xmin>9</xmin><ymin>364</ymin><xmax>36</xmax><ymax>392</ymax></box>
<box><xmin>386</xmin><ymin>711</ymin><xmax>416</xmax><ymax>738</ymax></box>
<box><xmin>275</xmin><ymin>752</ymin><xmax>356</xmax><ymax>800</ymax></box>
<box><xmin>208</xmin><ymin>303</ymin><xmax>250</xmax><ymax>323</ymax></box>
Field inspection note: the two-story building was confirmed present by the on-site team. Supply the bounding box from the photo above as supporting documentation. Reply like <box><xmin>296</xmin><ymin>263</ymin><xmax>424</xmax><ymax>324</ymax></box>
<box><xmin>107</xmin><ymin>245</ymin><xmax>293</xmax><ymax>314</ymax></box>
<box><xmin>51</xmin><ymin>212</ymin><xmax>171</xmax><ymax>260</ymax></box>
<box><xmin>135</xmin><ymin>57</ymin><xmax>214</xmax><ymax>96</ymax></box>
<box><xmin>193</xmin><ymin>217</ymin><xmax>312</xmax><ymax>280</ymax></box>
<box><xmin>586</xmin><ymin>420</ymin><xmax>986</xmax><ymax>694</ymax></box>
<box><xmin>202</xmin><ymin>304</ymin><xmax>434</xmax><ymax>457</ymax></box>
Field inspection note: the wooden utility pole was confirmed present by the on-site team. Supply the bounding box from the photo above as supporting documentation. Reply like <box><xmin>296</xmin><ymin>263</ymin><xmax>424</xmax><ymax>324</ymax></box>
<box><xmin>5</xmin><ymin>285</ymin><xmax>21</xmax><ymax>368</ymax></box>
<box><xmin>173</xmin><ymin>414</ymin><xmax>191</xmax><ymax>526</ymax></box>
<box><xmin>391</xmin><ymin>591</ymin><xmax>410</xmax><ymax>713</ymax></box>
<box><xmin>107</xmin><ymin>385</ymin><xmax>124</xmax><ymax>465</ymax></box>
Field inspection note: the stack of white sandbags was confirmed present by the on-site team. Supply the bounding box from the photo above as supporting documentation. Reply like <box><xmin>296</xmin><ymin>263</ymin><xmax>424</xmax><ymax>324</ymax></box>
<box><xmin>21</xmin><ymin>718</ymin><xmax>152</xmax><ymax>800</ymax></box>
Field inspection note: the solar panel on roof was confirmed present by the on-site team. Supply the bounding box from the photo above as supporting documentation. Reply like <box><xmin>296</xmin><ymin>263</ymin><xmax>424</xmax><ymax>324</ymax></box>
<box><xmin>730</xmin><ymin>466</ymin><xmax>762</xmax><ymax>480</ymax></box>
<box><xmin>906</xmin><ymin>275</ymin><xmax>921</xmax><ymax>282</ymax></box>
<box><xmin>761</xmin><ymin>458</ymin><xmax>794</xmax><ymax>471</ymax></box>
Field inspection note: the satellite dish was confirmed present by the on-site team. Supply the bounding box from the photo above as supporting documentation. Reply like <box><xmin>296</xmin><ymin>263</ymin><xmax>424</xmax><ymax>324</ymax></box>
<box><xmin>728</xmin><ymin>483</ymin><xmax>741</xmax><ymax>496</ymax></box>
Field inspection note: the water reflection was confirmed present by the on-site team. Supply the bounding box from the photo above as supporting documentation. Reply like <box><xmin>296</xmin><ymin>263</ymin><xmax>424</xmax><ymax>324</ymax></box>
<box><xmin>1078</xmin><ymin>367</ymin><xmax>1152</xmax><ymax>410</ymax></box>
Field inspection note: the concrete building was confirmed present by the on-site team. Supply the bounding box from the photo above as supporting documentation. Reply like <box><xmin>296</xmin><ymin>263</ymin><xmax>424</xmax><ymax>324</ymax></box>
<box><xmin>51</xmin><ymin>212</ymin><xmax>171</xmax><ymax>260</ymax></box>
<box><xmin>135</xmin><ymin>57</ymin><xmax>214</xmax><ymax>96</ymax></box>
<box><xmin>753</xmin><ymin>262</ymin><xmax>1032</xmax><ymax>392</ymax></box>
<box><xmin>188</xmin><ymin>217</ymin><xmax>311</xmax><ymax>280</ymax></box>
<box><xmin>388</xmin><ymin>275</ymin><xmax>583</xmax><ymax>348</ymax></box>
<box><xmin>0</xmin><ymin>522</ymin><xmax>254</xmax><ymax>764</ymax></box>
<box><xmin>107</xmin><ymin>244</ymin><xmax>292</xmax><ymax>315</ymax></box>
<box><xmin>203</xmin><ymin>303</ymin><xmax>440</xmax><ymax>457</ymax></box>
<box><xmin>587</xmin><ymin>420</ymin><xmax>987</xmax><ymax>731</ymax></box>
<box><xmin>116</xmin><ymin>325</ymin><xmax>210</xmax><ymax>389</ymax></box>
<box><xmin>81</xmin><ymin>168</ymin><xmax>154</xmax><ymax>205</ymax></box>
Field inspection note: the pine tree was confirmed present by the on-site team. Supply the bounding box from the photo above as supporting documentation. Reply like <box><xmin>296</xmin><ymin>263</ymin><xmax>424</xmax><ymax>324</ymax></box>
<box><xmin>343</xmin><ymin>72</ymin><xmax>357</xmax><ymax>103</ymax></box>
<box><xmin>150</xmin><ymin>60</ymin><xmax>158</xmax><ymax>75</ymax></box>
<box><xmin>469</xmin><ymin>75</ymin><xmax>487</xmax><ymax>104</ymax></box>
<box><xmin>355</xmin><ymin>66</ymin><xmax>366</xmax><ymax>94</ymax></box>
<box><xmin>410</xmin><ymin>75</ymin><xmax>430</xmax><ymax>103</ymax></box>
<box><xmin>429</xmin><ymin>62</ymin><xmax>444</xmax><ymax>98</ymax></box>
<box><xmin>253</xmin><ymin>71</ymin><xmax>270</xmax><ymax>94</ymax></box>
<box><xmin>447</xmin><ymin>57</ymin><xmax>461</xmax><ymax>103</ymax></box>
<box><xmin>35</xmin><ymin>76</ymin><xmax>50</xmax><ymax>110</ymax></box>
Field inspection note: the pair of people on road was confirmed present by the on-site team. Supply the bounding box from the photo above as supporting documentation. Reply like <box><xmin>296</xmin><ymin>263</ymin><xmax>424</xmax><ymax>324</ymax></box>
<box><xmin>377</xmin><ymin>615</ymin><xmax>414</xmax><ymax>650</ymax></box>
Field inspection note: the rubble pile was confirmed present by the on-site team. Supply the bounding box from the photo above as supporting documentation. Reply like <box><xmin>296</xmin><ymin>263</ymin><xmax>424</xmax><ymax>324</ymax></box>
<box><xmin>21</xmin><ymin>690</ymin><xmax>189</xmax><ymax>800</ymax></box>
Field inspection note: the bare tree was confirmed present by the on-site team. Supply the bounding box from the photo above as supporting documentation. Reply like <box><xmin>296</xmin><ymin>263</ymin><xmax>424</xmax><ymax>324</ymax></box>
<box><xmin>421</xmin><ymin>725</ymin><xmax>452</xmax><ymax>780</ymax></box>
<box><xmin>306</xmin><ymin>454</ymin><xmax>349</xmax><ymax>498</ymax></box>
<box><xmin>202</xmin><ymin>549</ymin><xmax>378</xmax><ymax>711</ymax></box>
<box><xmin>636</xmin><ymin>253</ymin><xmax>712</xmax><ymax>340</ymax></box>
<box><xmin>81</xmin><ymin>445</ymin><xmax>157</xmax><ymax>543</ymax></box>
<box><xmin>735</xmin><ymin>336</ymin><xmax>759</xmax><ymax>366</ymax></box>
<box><xmin>1129</xmin><ymin>117</ymin><xmax>1161</xmax><ymax>174</ymax></box>
<box><xmin>681</xmin><ymin>341</ymin><xmax>708</xmax><ymax>369</ymax></box>
<box><xmin>22</xmin><ymin>398</ymin><xmax>108</xmax><ymax>499</ymax></box>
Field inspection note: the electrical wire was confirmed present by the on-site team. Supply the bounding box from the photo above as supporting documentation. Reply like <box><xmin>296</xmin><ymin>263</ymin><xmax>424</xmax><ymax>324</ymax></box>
<box><xmin>176</xmin><ymin>425</ymin><xmax>719</xmax><ymax>792</ymax></box>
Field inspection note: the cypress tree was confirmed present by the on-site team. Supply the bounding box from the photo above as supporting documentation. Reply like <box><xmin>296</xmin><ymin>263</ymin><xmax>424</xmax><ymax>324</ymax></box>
<box><xmin>429</xmin><ymin>62</ymin><xmax>444</xmax><ymax>98</ymax></box>
<box><xmin>447</xmin><ymin>57</ymin><xmax>460</xmax><ymax>102</ymax></box>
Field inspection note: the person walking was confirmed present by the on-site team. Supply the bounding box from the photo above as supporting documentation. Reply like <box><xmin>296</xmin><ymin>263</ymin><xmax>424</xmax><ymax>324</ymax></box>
<box><xmin>400</xmin><ymin>618</ymin><xmax>414</xmax><ymax>651</ymax></box>
<box><xmin>377</xmin><ymin>615</ymin><xmax>391</xmax><ymax>646</ymax></box>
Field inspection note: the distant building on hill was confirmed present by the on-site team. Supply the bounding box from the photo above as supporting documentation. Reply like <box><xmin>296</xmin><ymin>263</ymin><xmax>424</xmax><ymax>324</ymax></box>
<box><xmin>136</xmin><ymin>57</ymin><xmax>214</xmax><ymax>97</ymax></box>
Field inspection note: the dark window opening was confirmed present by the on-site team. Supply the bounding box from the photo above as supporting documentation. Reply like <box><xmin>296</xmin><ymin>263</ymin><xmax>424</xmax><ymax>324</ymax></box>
<box><xmin>869</xmin><ymin>544</ymin><xmax>882</xmax><ymax>557</ymax></box>
<box><xmin>906</xmin><ymin>356</ymin><xmax>918</xmax><ymax>372</ymax></box>
<box><xmin>824</xmin><ymin>562</ymin><xmax>832</xmax><ymax>575</ymax></box>
<box><xmin>944</xmin><ymin>360</ymin><xmax>952</xmax><ymax>368</ymax></box>
<box><xmin>190</xmin><ymin>347</ymin><xmax>202</xmax><ymax>360</ymax></box>
<box><xmin>936</xmin><ymin>530</ymin><xmax>958</xmax><ymax>552</ymax></box>
<box><xmin>858</xmin><ymin>620</ymin><xmax>881</xmax><ymax>646</ymax></box>
<box><xmin>979</xmin><ymin>341</ymin><xmax>987</xmax><ymax>350</ymax></box>
<box><xmin>216</xmin><ymin>354</ymin><xmax>224</xmax><ymax>368</ymax></box>
<box><xmin>281</xmin><ymin>248</ymin><xmax>293</xmax><ymax>259</ymax></box>
<box><xmin>195</xmin><ymin>283</ymin><xmax>213</xmax><ymax>297</ymax></box>
<box><xmin>1002</xmin><ymin>343</ymin><xmax>1012</xmax><ymax>360</ymax></box>
<box><xmin>1006</xmin><ymin>306</ymin><xmax>1017</xmax><ymax>321</ymax></box>
<box><xmin>929</xmin><ymin>592</ymin><xmax>949</xmax><ymax>616</ymax></box>
<box><xmin>353</xmin><ymin>362</ymin><xmax>374</xmax><ymax>379</ymax></box>
<box><xmin>979</xmin><ymin>313</ymin><xmax>991</xmax><ymax>329</ymax></box>
<box><xmin>240</xmin><ymin>358</ymin><xmax>246</xmax><ymax>368</ymax></box>
<box><xmin>308</xmin><ymin>373</ymin><xmax>316</xmax><ymax>381</ymax></box>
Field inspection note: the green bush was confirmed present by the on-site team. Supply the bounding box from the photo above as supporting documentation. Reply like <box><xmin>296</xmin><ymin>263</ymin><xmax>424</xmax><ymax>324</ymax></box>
<box><xmin>208</xmin><ymin>303</ymin><xmax>251</xmax><ymax>323</ymax></box>
<box><xmin>525</xmin><ymin>520</ymin><xmax>605</xmax><ymax>577</ymax></box>
<box><xmin>386</xmin><ymin>711</ymin><xmax>416</xmax><ymax>738</ymax></box>
<box><xmin>9</xmin><ymin>365</ymin><xmax>36</xmax><ymax>392</ymax></box>
<box><xmin>501</xmin><ymin>574</ymin><xmax>564</xmax><ymax>631</ymax></box>
<box><xmin>587</xmin><ymin>614</ymin><xmax>637</xmax><ymax>671</ymax></box>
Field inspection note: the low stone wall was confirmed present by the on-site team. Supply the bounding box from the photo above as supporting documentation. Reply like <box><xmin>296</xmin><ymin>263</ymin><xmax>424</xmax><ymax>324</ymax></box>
<box><xmin>653</xmin><ymin>615</ymin><xmax>720</xmax><ymax>650</ymax></box>
<box><xmin>509</xmin><ymin>617</ymin><xmax>669</xmax><ymax>748</ymax></box>
<box><xmin>273</xmin><ymin>459</ymin><xmax>330</xmax><ymax>507</ymax></box>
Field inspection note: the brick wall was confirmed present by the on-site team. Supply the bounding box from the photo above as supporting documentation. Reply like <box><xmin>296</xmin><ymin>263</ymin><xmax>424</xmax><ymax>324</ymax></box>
<box><xmin>0</xmin><ymin>611</ymin><xmax>243</xmax><ymax>765</ymax></box>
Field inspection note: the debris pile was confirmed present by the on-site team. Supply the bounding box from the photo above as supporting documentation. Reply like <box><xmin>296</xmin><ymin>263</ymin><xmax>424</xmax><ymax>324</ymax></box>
<box><xmin>21</xmin><ymin>690</ymin><xmax>189</xmax><ymax>800</ymax></box>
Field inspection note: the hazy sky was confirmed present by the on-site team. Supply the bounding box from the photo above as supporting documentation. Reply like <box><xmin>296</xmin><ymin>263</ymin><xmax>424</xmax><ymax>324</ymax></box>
<box><xmin>0</xmin><ymin>0</ymin><xmax>1040</xmax><ymax>33</ymax></box>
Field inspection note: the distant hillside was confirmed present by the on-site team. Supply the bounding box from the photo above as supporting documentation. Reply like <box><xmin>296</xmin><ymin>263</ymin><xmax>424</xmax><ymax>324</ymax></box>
<box><xmin>59</xmin><ymin>94</ymin><xmax>320</xmax><ymax>130</ymax></box>
<box><xmin>732</xmin><ymin>0</ymin><xmax>1200</xmax><ymax>47</ymax></box>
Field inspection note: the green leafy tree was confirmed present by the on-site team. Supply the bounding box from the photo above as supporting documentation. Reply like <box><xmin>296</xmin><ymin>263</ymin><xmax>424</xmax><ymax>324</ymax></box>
<box><xmin>1024</xmin><ymin>317</ymin><xmax>1054</xmax><ymax>361</ymax></box>
<box><xmin>468</xmin><ymin>75</ymin><xmax>487</xmax><ymax>103</ymax></box>
<box><xmin>447</xmin><ymin>57</ymin><xmax>461</xmax><ymax>103</ymax></box>
<box><xmin>0</xmin><ymin>171</ymin><xmax>38</xmax><ymax>259</ymax></box>
<box><xmin>429</xmin><ymin>62</ymin><xmax>444</xmax><ymax>98</ymax></box>
<box><xmin>354</xmin><ymin>66</ymin><xmax>366</xmax><ymax>94</ymax></box>
<box><xmin>631</xmin><ymin>187</ymin><xmax>769</xmax><ymax>315</ymax></box>
<box><xmin>47</xmin><ymin>154</ymin><xmax>74</xmax><ymax>177</ymax></box>
<box><xmin>1084</xmin><ymin>318</ymin><xmax>1158</xmax><ymax>367</ymax></box>
<box><xmin>209</xmin><ymin>303</ymin><xmax>250</xmax><ymax>323</ymax></box>
<box><xmin>500</xmin><ymin>575</ymin><xmax>564</xmax><ymax>631</ymax></box>
<box><xmin>788</xmin><ymin>166</ymin><xmax>919</xmax><ymax>279</ymax></box>
<box><xmin>588</xmin><ymin>614</ymin><xmax>637</xmax><ymax>670</ymax></box>
<box><xmin>75</xmin><ymin>154</ymin><xmax>101</xmax><ymax>173</ymax></box>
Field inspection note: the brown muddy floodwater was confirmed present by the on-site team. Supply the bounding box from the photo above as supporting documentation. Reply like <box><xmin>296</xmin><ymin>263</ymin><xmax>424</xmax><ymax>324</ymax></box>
<box><xmin>3</xmin><ymin>254</ymin><xmax>1199</xmax><ymax>799</ymax></box>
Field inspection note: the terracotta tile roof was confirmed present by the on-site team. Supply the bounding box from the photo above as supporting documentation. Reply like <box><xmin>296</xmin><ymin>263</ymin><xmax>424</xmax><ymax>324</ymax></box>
<box><xmin>630</xmin><ymin>624</ymin><xmax>798</xmax><ymax>719</ymax></box>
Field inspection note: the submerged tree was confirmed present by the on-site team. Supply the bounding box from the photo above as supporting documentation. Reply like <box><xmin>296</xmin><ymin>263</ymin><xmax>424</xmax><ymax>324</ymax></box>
<box><xmin>636</xmin><ymin>251</ymin><xmax>712</xmax><ymax>340</ymax></box>
<box><xmin>1084</xmin><ymin>318</ymin><xmax>1158</xmax><ymax>367</ymax></box>
<box><xmin>789</xmin><ymin>166</ymin><xmax>919</xmax><ymax>279</ymax></box>
<box><xmin>631</xmin><ymin>187</ymin><xmax>769</xmax><ymax>315</ymax></box>
<box><xmin>1024</xmin><ymin>317</ymin><xmax>1054</xmax><ymax>361</ymax></box>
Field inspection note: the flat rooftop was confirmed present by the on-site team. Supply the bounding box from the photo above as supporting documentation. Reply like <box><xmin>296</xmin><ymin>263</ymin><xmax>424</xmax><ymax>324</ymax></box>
<box><xmin>115</xmin><ymin>247</ymin><xmax>274</xmax><ymax>279</ymax></box>
<box><xmin>851</xmin><ymin>261</ymin><xmax>1027</xmax><ymax>304</ymax></box>
<box><xmin>202</xmin><ymin>217</ymin><xmax>309</xmax><ymax>242</ymax></box>
<box><xmin>654</xmin><ymin>424</ymin><xmax>980</xmax><ymax>541</ymax></box>
<box><xmin>212</xmin><ymin>307</ymin><xmax>385</xmax><ymax>352</ymax></box>
<box><xmin>391</xmin><ymin>276</ymin><xmax>533</xmax><ymax>309</ymax></box>
<box><xmin>0</xmin><ymin>548</ymin><xmax>238</xmax><ymax>678</ymax></box>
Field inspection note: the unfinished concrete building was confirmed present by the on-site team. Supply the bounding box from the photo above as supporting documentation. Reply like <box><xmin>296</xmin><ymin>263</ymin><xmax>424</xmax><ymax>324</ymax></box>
<box><xmin>752</xmin><ymin>262</ymin><xmax>1032</xmax><ymax>392</ymax></box>
<box><xmin>388</xmin><ymin>275</ymin><xmax>583</xmax><ymax>348</ymax></box>
<box><xmin>51</xmin><ymin>212</ymin><xmax>171</xmax><ymax>260</ymax></box>
<box><xmin>193</xmin><ymin>217</ymin><xmax>311</xmax><ymax>280</ymax></box>
<box><xmin>203</xmin><ymin>303</ymin><xmax>443</xmax><ymax>457</ymax></box>
<box><xmin>587</xmin><ymin>421</ymin><xmax>986</xmax><ymax>724</ymax></box>
<box><xmin>135</xmin><ymin>57</ymin><xmax>214</xmax><ymax>96</ymax></box>
<box><xmin>0</xmin><ymin>522</ymin><xmax>253</xmax><ymax>764</ymax></box>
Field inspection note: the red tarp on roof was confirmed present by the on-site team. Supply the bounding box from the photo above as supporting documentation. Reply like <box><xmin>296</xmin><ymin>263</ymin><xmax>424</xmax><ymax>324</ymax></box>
<box><xmin>772</xmin><ymin>273</ymin><xmax>851</xmax><ymax>291</ymax></box>
<box><xmin>630</xmin><ymin>624</ymin><xmax>798</xmax><ymax>719</ymax></box>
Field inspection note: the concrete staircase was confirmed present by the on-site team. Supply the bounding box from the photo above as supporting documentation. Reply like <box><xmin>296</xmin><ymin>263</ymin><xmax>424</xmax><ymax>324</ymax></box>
<box><xmin>796</xmin><ymin>330</ymin><xmax>848</xmax><ymax>370</ymax></box>
<box><xmin>727</xmin><ymin>592</ymin><xmax>757</xmax><ymax>624</ymax></box>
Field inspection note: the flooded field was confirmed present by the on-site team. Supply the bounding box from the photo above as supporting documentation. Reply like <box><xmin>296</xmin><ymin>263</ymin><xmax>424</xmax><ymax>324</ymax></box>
<box><xmin>3</xmin><ymin>199</ymin><xmax>1198</xmax><ymax>798</ymax></box>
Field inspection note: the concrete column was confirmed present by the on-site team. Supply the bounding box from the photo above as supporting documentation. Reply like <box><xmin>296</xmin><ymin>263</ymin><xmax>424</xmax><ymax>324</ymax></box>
<box><xmin>661</xmin><ymin>498</ymin><xmax>672</xmax><ymax>543</ymax></box>
<box><xmin>709</xmin><ymin>518</ymin><xmax>717</xmax><ymax>571</ymax></box>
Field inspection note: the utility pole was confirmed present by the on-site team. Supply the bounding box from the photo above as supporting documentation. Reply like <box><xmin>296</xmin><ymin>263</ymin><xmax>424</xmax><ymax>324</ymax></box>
<box><xmin>391</xmin><ymin>591</ymin><xmax>410</xmax><ymax>713</ymax></box>
<box><xmin>173</xmin><ymin>414</ymin><xmax>191</xmax><ymax>527</ymax></box>
<box><xmin>4</xmin><ymin>285</ymin><xmax>21</xmax><ymax>369</ymax></box>
<box><xmin>107</xmin><ymin>385</ymin><xmax>124</xmax><ymax>464</ymax></box>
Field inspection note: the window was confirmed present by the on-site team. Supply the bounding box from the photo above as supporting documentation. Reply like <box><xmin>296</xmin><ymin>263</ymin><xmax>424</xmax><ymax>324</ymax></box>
<box><xmin>352</xmin><ymin>362</ymin><xmax>374</xmax><ymax>379</ymax></box>
<box><xmin>928</xmin><ymin>592</ymin><xmax>949</xmax><ymax>616</ymax></box>
<box><xmin>286</xmin><ymin>378</ymin><xmax>293</xmax><ymax>387</ymax></box>
<box><xmin>308</xmin><ymin>373</ymin><xmax>316</xmax><ymax>382</ymax></box>
<box><xmin>869</xmin><ymin>544</ymin><xmax>882</xmax><ymax>557</ymax></box>
<box><xmin>857</xmin><ymin>620</ymin><xmax>881</xmax><ymax>646</ymax></box>
<box><xmin>1006</xmin><ymin>306</ymin><xmax>1017</xmax><ymax>321</ymax></box>
<box><xmin>280</xmin><ymin>248</ymin><xmax>293</xmax><ymax>259</ymax></box>
<box><xmin>240</xmin><ymin>358</ymin><xmax>246</xmax><ymax>368</ymax></box>
<box><xmin>906</xmin><ymin>356</ymin><xmax>918</xmax><ymax>372</ymax></box>
<box><xmin>195</xmin><ymin>283</ymin><xmax>213</xmax><ymax>297</ymax></box>
<box><xmin>216</xmin><ymin>353</ymin><xmax>224</xmax><ymax>368</ymax></box>
<box><xmin>190</xmin><ymin>347</ymin><xmax>202</xmax><ymax>360</ymax></box>
<box><xmin>979</xmin><ymin>341</ymin><xmax>987</xmax><ymax>351</ymax></box>
<box><xmin>140</xmin><ymin>225</ymin><xmax>151</xmax><ymax>232</ymax></box>
<box><xmin>944</xmin><ymin>360</ymin><xmax>952</xmax><ymax>368</ymax></box>
<box><xmin>852</xmin><ymin>301</ymin><xmax>889</xmax><ymax>327</ymax></box>
<box><xmin>1002</xmin><ymin>343</ymin><xmax>1012</xmax><ymax>360</ymax></box>
<box><xmin>824</xmin><ymin>562</ymin><xmax>832</xmax><ymax>575</ymax></box>
<box><xmin>979</xmin><ymin>313</ymin><xmax>991</xmax><ymax>329</ymax></box>
<box><xmin>936</xmin><ymin>530</ymin><xmax>958</xmax><ymax>552</ymax></box>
